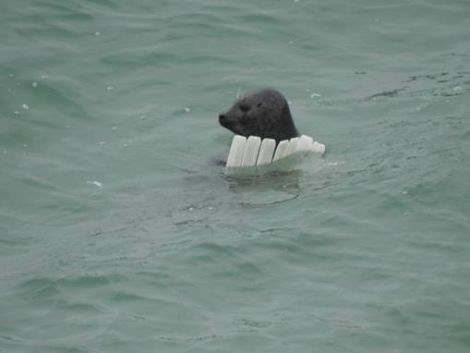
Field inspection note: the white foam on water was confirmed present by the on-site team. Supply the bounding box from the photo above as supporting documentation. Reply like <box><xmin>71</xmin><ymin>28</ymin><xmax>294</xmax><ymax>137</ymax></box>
<box><xmin>87</xmin><ymin>180</ymin><xmax>103</xmax><ymax>188</ymax></box>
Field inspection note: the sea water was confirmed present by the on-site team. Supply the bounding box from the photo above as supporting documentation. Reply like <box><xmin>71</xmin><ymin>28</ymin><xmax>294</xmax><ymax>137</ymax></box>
<box><xmin>1</xmin><ymin>0</ymin><xmax>469</xmax><ymax>352</ymax></box>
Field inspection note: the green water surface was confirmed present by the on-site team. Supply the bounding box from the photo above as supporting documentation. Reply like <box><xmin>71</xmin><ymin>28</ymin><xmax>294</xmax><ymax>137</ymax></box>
<box><xmin>1</xmin><ymin>0</ymin><xmax>469</xmax><ymax>352</ymax></box>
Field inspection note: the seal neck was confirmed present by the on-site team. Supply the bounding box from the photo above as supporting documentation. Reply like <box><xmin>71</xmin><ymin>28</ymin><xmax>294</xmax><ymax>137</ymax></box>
<box><xmin>276</xmin><ymin>104</ymin><xmax>298</xmax><ymax>142</ymax></box>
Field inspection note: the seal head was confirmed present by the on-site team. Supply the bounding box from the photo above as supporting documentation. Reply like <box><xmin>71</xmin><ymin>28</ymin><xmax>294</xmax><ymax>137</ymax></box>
<box><xmin>218</xmin><ymin>89</ymin><xmax>299</xmax><ymax>143</ymax></box>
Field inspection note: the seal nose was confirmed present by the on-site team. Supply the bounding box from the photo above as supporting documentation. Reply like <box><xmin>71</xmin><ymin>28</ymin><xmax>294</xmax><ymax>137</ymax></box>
<box><xmin>218</xmin><ymin>113</ymin><xmax>227</xmax><ymax>123</ymax></box>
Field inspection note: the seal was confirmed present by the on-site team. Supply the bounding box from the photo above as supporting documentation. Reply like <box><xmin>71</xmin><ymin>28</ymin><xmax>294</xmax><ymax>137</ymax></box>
<box><xmin>218</xmin><ymin>88</ymin><xmax>299</xmax><ymax>143</ymax></box>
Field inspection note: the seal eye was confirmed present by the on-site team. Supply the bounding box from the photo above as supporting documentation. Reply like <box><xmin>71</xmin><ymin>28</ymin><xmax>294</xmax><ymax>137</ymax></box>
<box><xmin>256</xmin><ymin>102</ymin><xmax>262</xmax><ymax>108</ymax></box>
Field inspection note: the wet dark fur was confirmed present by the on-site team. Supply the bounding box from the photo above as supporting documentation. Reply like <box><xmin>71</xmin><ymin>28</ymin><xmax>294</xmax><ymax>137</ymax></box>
<box><xmin>218</xmin><ymin>89</ymin><xmax>299</xmax><ymax>143</ymax></box>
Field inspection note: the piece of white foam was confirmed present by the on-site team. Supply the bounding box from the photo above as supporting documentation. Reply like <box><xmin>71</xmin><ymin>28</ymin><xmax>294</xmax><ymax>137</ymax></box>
<box><xmin>311</xmin><ymin>141</ymin><xmax>325</xmax><ymax>154</ymax></box>
<box><xmin>285</xmin><ymin>137</ymin><xmax>300</xmax><ymax>157</ymax></box>
<box><xmin>272</xmin><ymin>139</ymin><xmax>289</xmax><ymax>162</ymax></box>
<box><xmin>226</xmin><ymin>134</ymin><xmax>325</xmax><ymax>169</ymax></box>
<box><xmin>296</xmin><ymin>135</ymin><xmax>314</xmax><ymax>152</ymax></box>
<box><xmin>256</xmin><ymin>138</ymin><xmax>276</xmax><ymax>166</ymax></box>
<box><xmin>226</xmin><ymin>135</ymin><xmax>246</xmax><ymax>167</ymax></box>
<box><xmin>241</xmin><ymin>136</ymin><xmax>261</xmax><ymax>167</ymax></box>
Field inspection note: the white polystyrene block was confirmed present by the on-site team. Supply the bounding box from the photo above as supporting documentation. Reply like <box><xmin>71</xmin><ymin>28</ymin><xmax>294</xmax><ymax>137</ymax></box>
<box><xmin>296</xmin><ymin>135</ymin><xmax>313</xmax><ymax>152</ymax></box>
<box><xmin>311</xmin><ymin>141</ymin><xmax>325</xmax><ymax>154</ymax></box>
<box><xmin>285</xmin><ymin>137</ymin><xmax>300</xmax><ymax>158</ymax></box>
<box><xmin>241</xmin><ymin>136</ymin><xmax>261</xmax><ymax>167</ymax></box>
<box><xmin>226</xmin><ymin>134</ymin><xmax>325</xmax><ymax>169</ymax></box>
<box><xmin>226</xmin><ymin>135</ymin><xmax>247</xmax><ymax>167</ymax></box>
<box><xmin>256</xmin><ymin>138</ymin><xmax>276</xmax><ymax>166</ymax></box>
<box><xmin>272</xmin><ymin>139</ymin><xmax>289</xmax><ymax>162</ymax></box>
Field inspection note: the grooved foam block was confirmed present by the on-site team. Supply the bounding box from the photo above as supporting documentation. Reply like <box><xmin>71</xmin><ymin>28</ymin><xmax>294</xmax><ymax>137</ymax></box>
<box><xmin>241</xmin><ymin>136</ymin><xmax>261</xmax><ymax>167</ymax></box>
<box><xmin>272</xmin><ymin>140</ymin><xmax>289</xmax><ymax>162</ymax></box>
<box><xmin>256</xmin><ymin>138</ymin><xmax>276</xmax><ymax>166</ymax></box>
<box><xmin>226</xmin><ymin>135</ymin><xmax>246</xmax><ymax>167</ymax></box>
<box><xmin>285</xmin><ymin>137</ymin><xmax>300</xmax><ymax>156</ymax></box>
<box><xmin>226</xmin><ymin>134</ymin><xmax>325</xmax><ymax>169</ymax></box>
<box><xmin>297</xmin><ymin>135</ymin><xmax>313</xmax><ymax>152</ymax></box>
